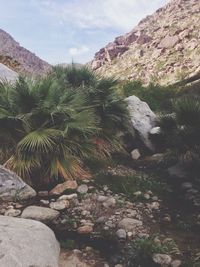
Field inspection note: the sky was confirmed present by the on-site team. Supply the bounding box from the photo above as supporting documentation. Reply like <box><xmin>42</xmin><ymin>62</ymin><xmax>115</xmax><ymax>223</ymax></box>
<box><xmin>0</xmin><ymin>0</ymin><xmax>169</xmax><ymax>65</ymax></box>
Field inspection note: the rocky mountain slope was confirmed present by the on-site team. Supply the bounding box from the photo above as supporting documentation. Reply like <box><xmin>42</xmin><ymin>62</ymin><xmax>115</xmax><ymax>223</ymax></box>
<box><xmin>0</xmin><ymin>29</ymin><xmax>52</xmax><ymax>76</ymax></box>
<box><xmin>91</xmin><ymin>0</ymin><xmax>200</xmax><ymax>85</ymax></box>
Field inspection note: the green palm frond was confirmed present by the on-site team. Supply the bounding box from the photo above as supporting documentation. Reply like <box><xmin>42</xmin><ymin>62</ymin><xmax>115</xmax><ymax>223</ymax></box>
<box><xmin>52</xmin><ymin>64</ymin><xmax>96</xmax><ymax>88</ymax></box>
<box><xmin>17</xmin><ymin>128</ymin><xmax>62</xmax><ymax>153</ymax></box>
<box><xmin>4</xmin><ymin>155</ymin><xmax>41</xmax><ymax>183</ymax></box>
<box><xmin>66</xmin><ymin>109</ymin><xmax>99</xmax><ymax>135</ymax></box>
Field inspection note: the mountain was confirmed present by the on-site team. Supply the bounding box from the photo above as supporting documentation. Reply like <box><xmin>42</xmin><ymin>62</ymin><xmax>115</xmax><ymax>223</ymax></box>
<box><xmin>91</xmin><ymin>0</ymin><xmax>200</xmax><ymax>85</ymax></box>
<box><xmin>0</xmin><ymin>29</ymin><xmax>52</xmax><ymax>76</ymax></box>
<box><xmin>0</xmin><ymin>63</ymin><xmax>18</xmax><ymax>82</ymax></box>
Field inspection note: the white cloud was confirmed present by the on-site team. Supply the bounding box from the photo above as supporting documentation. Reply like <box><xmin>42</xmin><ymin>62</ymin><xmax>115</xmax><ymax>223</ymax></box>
<box><xmin>68</xmin><ymin>45</ymin><xmax>89</xmax><ymax>56</ymax></box>
<box><xmin>31</xmin><ymin>0</ymin><xmax>168</xmax><ymax>32</ymax></box>
<box><xmin>0</xmin><ymin>0</ymin><xmax>169</xmax><ymax>64</ymax></box>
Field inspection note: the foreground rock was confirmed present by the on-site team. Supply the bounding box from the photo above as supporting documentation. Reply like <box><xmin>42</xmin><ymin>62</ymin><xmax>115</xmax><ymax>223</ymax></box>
<box><xmin>49</xmin><ymin>180</ymin><xmax>78</xmax><ymax>195</ymax></box>
<box><xmin>153</xmin><ymin>253</ymin><xmax>172</xmax><ymax>266</ymax></box>
<box><xmin>125</xmin><ymin>95</ymin><xmax>157</xmax><ymax>150</ymax></box>
<box><xmin>131</xmin><ymin>149</ymin><xmax>141</xmax><ymax>160</ymax></box>
<box><xmin>0</xmin><ymin>216</ymin><xmax>60</xmax><ymax>267</ymax></box>
<box><xmin>59</xmin><ymin>248</ymin><xmax>108</xmax><ymax>267</ymax></box>
<box><xmin>59</xmin><ymin>251</ymin><xmax>90</xmax><ymax>267</ymax></box>
<box><xmin>0</xmin><ymin>165</ymin><xmax>36</xmax><ymax>201</ymax></box>
<box><xmin>118</xmin><ymin>218</ymin><xmax>143</xmax><ymax>232</ymax></box>
<box><xmin>77</xmin><ymin>225</ymin><xmax>94</xmax><ymax>234</ymax></box>
<box><xmin>50</xmin><ymin>199</ymin><xmax>70</xmax><ymax>211</ymax></box>
<box><xmin>21</xmin><ymin>205</ymin><xmax>59</xmax><ymax>223</ymax></box>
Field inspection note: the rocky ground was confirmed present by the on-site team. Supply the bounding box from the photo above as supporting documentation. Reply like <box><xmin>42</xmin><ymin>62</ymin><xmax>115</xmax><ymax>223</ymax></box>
<box><xmin>1</xmin><ymin>97</ymin><xmax>200</xmax><ymax>267</ymax></box>
<box><xmin>0</xmin><ymin>174</ymin><xmax>160</xmax><ymax>266</ymax></box>
<box><xmin>1</xmin><ymin>162</ymin><xmax>198</xmax><ymax>267</ymax></box>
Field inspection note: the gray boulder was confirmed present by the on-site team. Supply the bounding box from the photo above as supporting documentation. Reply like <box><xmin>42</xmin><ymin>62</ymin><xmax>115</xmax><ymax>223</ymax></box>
<box><xmin>0</xmin><ymin>165</ymin><xmax>36</xmax><ymax>201</ymax></box>
<box><xmin>0</xmin><ymin>63</ymin><xmax>18</xmax><ymax>82</ymax></box>
<box><xmin>153</xmin><ymin>253</ymin><xmax>172</xmax><ymax>266</ymax></box>
<box><xmin>59</xmin><ymin>251</ymin><xmax>91</xmax><ymax>267</ymax></box>
<box><xmin>131</xmin><ymin>149</ymin><xmax>141</xmax><ymax>160</ymax></box>
<box><xmin>21</xmin><ymin>205</ymin><xmax>60</xmax><ymax>223</ymax></box>
<box><xmin>77</xmin><ymin>184</ymin><xmax>88</xmax><ymax>194</ymax></box>
<box><xmin>116</xmin><ymin>229</ymin><xmax>127</xmax><ymax>239</ymax></box>
<box><xmin>118</xmin><ymin>218</ymin><xmax>143</xmax><ymax>232</ymax></box>
<box><xmin>0</xmin><ymin>215</ymin><xmax>60</xmax><ymax>267</ymax></box>
<box><xmin>125</xmin><ymin>95</ymin><xmax>157</xmax><ymax>151</ymax></box>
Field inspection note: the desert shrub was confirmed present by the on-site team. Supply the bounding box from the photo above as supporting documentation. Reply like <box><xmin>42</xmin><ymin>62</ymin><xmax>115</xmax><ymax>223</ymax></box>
<box><xmin>60</xmin><ymin>239</ymin><xmax>76</xmax><ymax>250</ymax></box>
<box><xmin>182</xmin><ymin>259</ymin><xmax>200</xmax><ymax>267</ymax></box>
<box><xmin>122</xmin><ymin>80</ymin><xmax>179</xmax><ymax>112</ymax></box>
<box><xmin>159</xmin><ymin>96</ymin><xmax>200</xmax><ymax>170</ymax></box>
<box><xmin>94</xmin><ymin>172</ymin><xmax>167</xmax><ymax>199</ymax></box>
<box><xmin>125</xmin><ymin>237</ymin><xmax>179</xmax><ymax>267</ymax></box>
<box><xmin>122</xmin><ymin>80</ymin><xmax>143</xmax><ymax>97</ymax></box>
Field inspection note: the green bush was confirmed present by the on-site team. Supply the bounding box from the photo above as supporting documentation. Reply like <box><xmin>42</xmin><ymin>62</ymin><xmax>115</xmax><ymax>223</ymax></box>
<box><xmin>159</xmin><ymin>96</ymin><xmax>200</xmax><ymax>170</ymax></box>
<box><xmin>125</xmin><ymin>237</ymin><xmax>179</xmax><ymax>267</ymax></box>
<box><xmin>0</xmin><ymin>67</ymin><xmax>130</xmax><ymax>186</ymax></box>
<box><xmin>94</xmin><ymin>172</ymin><xmax>167</xmax><ymax>199</ymax></box>
<box><xmin>122</xmin><ymin>80</ymin><xmax>179</xmax><ymax>112</ymax></box>
<box><xmin>52</xmin><ymin>64</ymin><xmax>96</xmax><ymax>88</ymax></box>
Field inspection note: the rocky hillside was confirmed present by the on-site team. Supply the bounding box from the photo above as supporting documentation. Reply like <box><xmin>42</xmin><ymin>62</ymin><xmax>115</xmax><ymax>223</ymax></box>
<box><xmin>91</xmin><ymin>0</ymin><xmax>200</xmax><ymax>85</ymax></box>
<box><xmin>0</xmin><ymin>29</ymin><xmax>52</xmax><ymax>76</ymax></box>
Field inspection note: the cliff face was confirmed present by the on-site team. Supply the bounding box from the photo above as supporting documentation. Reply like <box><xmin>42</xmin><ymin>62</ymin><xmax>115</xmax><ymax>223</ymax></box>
<box><xmin>0</xmin><ymin>29</ymin><xmax>52</xmax><ymax>76</ymax></box>
<box><xmin>91</xmin><ymin>0</ymin><xmax>200</xmax><ymax>85</ymax></box>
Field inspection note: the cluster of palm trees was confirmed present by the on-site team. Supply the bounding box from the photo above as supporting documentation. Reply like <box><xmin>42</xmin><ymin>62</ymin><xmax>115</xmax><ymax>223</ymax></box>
<box><xmin>0</xmin><ymin>65</ymin><xmax>130</xmax><ymax>187</ymax></box>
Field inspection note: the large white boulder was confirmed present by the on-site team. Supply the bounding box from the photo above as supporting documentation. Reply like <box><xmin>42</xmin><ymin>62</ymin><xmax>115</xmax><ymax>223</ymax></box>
<box><xmin>0</xmin><ymin>215</ymin><xmax>60</xmax><ymax>267</ymax></box>
<box><xmin>0</xmin><ymin>165</ymin><xmax>36</xmax><ymax>201</ymax></box>
<box><xmin>125</xmin><ymin>95</ymin><xmax>157</xmax><ymax>150</ymax></box>
<box><xmin>0</xmin><ymin>63</ymin><xmax>18</xmax><ymax>82</ymax></box>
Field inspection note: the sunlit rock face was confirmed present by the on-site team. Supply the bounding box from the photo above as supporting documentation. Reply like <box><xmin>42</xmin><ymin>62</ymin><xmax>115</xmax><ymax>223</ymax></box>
<box><xmin>91</xmin><ymin>0</ymin><xmax>200</xmax><ymax>85</ymax></box>
<box><xmin>125</xmin><ymin>95</ymin><xmax>157</xmax><ymax>151</ymax></box>
<box><xmin>0</xmin><ymin>216</ymin><xmax>60</xmax><ymax>267</ymax></box>
<box><xmin>0</xmin><ymin>165</ymin><xmax>36</xmax><ymax>201</ymax></box>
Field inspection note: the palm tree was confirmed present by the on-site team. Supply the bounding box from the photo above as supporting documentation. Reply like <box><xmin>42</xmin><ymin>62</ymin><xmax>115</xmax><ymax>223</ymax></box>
<box><xmin>51</xmin><ymin>66</ymin><xmax>131</xmax><ymax>156</ymax></box>
<box><xmin>0</xmin><ymin>66</ymin><xmax>131</xmax><ymax>186</ymax></box>
<box><xmin>79</xmin><ymin>77</ymin><xmax>131</xmax><ymax>157</ymax></box>
<box><xmin>0</xmin><ymin>76</ymin><xmax>98</xmax><ymax>186</ymax></box>
<box><xmin>52</xmin><ymin>64</ymin><xmax>96</xmax><ymax>89</ymax></box>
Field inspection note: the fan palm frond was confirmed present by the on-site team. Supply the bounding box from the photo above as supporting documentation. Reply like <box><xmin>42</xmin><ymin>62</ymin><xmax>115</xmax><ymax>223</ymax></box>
<box><xmin>17</xmin><ymin>128</ymin><xmax>62</xmax><ymax>153</ymax></box>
